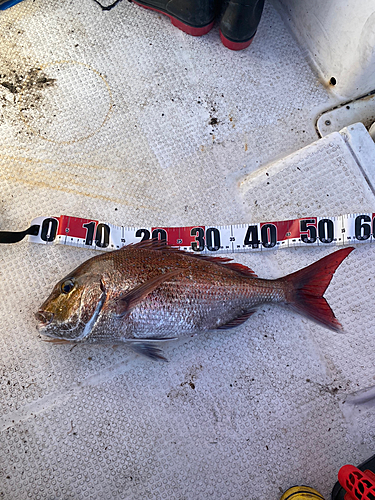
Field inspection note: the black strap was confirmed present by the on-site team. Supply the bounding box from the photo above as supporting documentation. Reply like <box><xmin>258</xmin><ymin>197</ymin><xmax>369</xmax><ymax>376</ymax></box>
<box><xmin>92</xmin><ymin>0</ymin><xmax>123</xmax><ymax>11</ymax></box>
<box><xmin>0</xmin><ymin>224</ymin><xmax>40</xmax><ymax>244</ymax></box>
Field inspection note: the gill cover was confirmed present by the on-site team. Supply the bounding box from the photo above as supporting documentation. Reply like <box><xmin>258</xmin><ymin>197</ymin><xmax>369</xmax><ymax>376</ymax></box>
<box><xmin>36</xmin><ymin>270</ymin><xmax>104</xmax><ymax>340</ymax></box>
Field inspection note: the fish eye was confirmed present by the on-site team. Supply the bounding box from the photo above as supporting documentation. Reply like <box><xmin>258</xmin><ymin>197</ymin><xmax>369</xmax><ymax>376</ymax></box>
<box><xmin>61</xmin><ymin>279</ymin><xmax>75</xmax><ymax>294</ymax></box>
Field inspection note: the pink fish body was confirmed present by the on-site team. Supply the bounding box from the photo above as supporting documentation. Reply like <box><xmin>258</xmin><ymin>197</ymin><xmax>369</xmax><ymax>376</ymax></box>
<box><xmin>36</xmin><ymin>241</ymin><xmax>354</xmax><ymax>360</ymax></box>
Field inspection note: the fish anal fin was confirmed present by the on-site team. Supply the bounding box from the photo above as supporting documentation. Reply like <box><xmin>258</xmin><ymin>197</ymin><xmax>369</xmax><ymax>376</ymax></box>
<box><xmin>116</xmin><ymin>271</ymin><xmax>179</xmax><ymax>317</ymax></box>
<box><xmin>217</xmin><ymin>309</ymin><xmax>258</xmax><ymax>330</ymax></box>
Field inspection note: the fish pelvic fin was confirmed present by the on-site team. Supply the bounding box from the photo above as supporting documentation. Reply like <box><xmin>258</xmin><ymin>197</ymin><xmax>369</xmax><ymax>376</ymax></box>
<box><xmin>41</xmin><ymin>338</ymin><xmax>72</xmax><ymax>344</ymax></box>
<box><xmin>125</xmin><ymin>338</ymin><xmax>177</xmax><ymax>362</ymax></box>
<box><xmin>282</xmin><ymin>247</ymin><xmax>354</xmax><ymax>332</ymax></box>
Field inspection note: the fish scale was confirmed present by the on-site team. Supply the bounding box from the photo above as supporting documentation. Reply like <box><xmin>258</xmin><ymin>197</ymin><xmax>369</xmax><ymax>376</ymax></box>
<box><xmin>36</xmin><ymin>242</ymin><xmax>354</xmax><ymax>361</ymax></box>
<box><xmin>93</xmin><ymin>245</ymin><xmax>268</xmax><ymax>339</ymax></box>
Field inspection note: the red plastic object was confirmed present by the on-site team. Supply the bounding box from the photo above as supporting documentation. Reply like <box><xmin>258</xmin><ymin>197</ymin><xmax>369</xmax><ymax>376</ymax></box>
<box><xmin>338</xmin><ymin>464</ymin><xmax>375</xmax><ymax>500</ymax></box>
<box><xmin>132</xmin><ymin>1</ymin><xmax>214</xmax><ymax>36</ymax></box>
<box><xmin>219</xmin><ymin>31</ymin><xmax>255</xmax><ymax>51</ymax></box>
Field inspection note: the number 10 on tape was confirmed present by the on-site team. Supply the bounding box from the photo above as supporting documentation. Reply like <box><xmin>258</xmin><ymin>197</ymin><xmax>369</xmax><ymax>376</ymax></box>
<box><xmin>29</xmin><ymin>213</ymin><xmax>375</xmax><ymax>254</ymax></box>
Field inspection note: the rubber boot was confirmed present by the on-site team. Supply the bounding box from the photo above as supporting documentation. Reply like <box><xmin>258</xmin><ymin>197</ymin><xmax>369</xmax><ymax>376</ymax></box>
<box><xmin>219</xmin><ymin>0</ymin><xmax>264</xmax><ymax>50</ymax></box>
<box><xmin>279</xmin><ymin>486</ymin><xmax>325</xmax><ymax>500</ymax></box>
<box><xmin>132</xmin><ymin>0</ymin><xmax>216</xmax><ymax>36</ymax></box>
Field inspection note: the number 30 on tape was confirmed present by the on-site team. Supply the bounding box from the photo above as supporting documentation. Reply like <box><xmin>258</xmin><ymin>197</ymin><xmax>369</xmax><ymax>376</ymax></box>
<box><xmin>29</xmin><ymin>213</ymin><xmax>375</xmax><ymax>254</ymax></box>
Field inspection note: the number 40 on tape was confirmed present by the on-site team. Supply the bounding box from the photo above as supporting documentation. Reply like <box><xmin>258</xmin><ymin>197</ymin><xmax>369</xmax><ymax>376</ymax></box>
<box><xmin>29</xmin><ymin>213</ymin><xmax>375</xmax><ymax>254</ymax></box>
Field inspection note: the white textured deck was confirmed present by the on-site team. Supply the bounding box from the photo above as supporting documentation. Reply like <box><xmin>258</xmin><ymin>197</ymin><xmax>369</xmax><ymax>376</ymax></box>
<box><xmin>0</xmin><ymin>1</ymin><xmax>374</xmax><ymax>499</ymax></box>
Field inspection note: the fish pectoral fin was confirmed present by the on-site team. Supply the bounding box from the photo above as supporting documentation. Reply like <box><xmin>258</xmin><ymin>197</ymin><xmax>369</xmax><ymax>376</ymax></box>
<box><xmin>126</xmin><ymin>339</ymin><xmax>176</xmax><ymax>362</ymax></box>
<box><xmin>115</xmin><ymin>271</ymin><xmax>179</xmax><ymax>318</ymax></box>
<box><xmin>217</xmin><ymin>309</ymin><xmax>258</xmax><ymax>330</ymax></box>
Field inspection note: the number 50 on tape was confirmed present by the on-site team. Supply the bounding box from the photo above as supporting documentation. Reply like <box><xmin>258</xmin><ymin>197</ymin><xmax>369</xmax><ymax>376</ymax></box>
<box><xmin>28</xmin><ymin>213</ymin><xmax>375</xmax><ymax>254</ymax></box>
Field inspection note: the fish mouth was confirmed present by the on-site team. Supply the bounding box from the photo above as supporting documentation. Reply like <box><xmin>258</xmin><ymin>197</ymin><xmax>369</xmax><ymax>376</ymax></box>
<box><xmin>35</xmin><ymin>310</ymin><xmax>54</xmax><ymax>327</ymax></box>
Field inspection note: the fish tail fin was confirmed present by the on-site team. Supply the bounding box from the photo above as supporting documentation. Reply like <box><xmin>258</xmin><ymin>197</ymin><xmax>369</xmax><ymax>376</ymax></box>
<box><xmin>282</xmin><ymin>247</ymin><xmax>354</xmax><ymax>332</ymax></box>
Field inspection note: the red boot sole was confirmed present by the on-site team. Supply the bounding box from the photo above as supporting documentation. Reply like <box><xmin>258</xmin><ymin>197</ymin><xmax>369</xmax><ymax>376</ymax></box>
<box><xmin>219</xmin><ymin>30</ymin><xmax>255</xmax><ymax>50</ymax></box>
<box><xmin>133</xmin><ymin>1</ymin><xmax>214</xmax><ymax>36</ymax></box>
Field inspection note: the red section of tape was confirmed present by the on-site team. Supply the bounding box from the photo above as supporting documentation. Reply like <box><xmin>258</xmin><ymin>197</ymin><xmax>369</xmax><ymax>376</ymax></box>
<box><xmin>260</xmin><ymin>219</ymin><xmax>303</xmax><ymax>241</ymax></box>
<box><xmin>58</xmin><ymin>215</ymin><xmax>99</xmax><ymax>239</ymax></box>
<box><xmin>151</xmin><ymin>226</ymin><xmax>205</xmax><ymax>247</ymax></box>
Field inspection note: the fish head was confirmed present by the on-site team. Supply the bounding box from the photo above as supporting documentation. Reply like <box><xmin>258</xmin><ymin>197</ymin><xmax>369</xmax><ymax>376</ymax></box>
<box><xmin>36</xmin><ymin>260</ymin><xmax>106</xmax><ymax>341</ymax></box>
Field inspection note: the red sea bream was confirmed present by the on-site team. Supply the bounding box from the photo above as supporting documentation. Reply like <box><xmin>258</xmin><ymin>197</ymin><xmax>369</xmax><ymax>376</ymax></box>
<box><xmin>35</xmin><ymin>241</ymin><xmax>354</xmax><ymax>360</ymax></box>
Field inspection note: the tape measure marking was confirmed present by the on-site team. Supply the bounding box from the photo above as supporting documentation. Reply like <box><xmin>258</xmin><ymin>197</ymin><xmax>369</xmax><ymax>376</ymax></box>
<box><xmin>25</xmin><ymin>213</ymin><xmax>375</xmax><ymax>253</ymax></box>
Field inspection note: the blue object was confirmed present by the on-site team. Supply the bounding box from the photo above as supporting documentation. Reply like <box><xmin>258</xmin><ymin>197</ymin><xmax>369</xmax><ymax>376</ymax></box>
<box><xmin>0</xmin><ymin>0</ymin><xmax>25</xmax><ymax>10</ymax></box>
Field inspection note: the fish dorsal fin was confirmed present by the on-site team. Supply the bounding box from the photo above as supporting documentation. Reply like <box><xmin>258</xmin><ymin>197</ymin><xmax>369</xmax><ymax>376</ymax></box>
<box><xmin>124</xmin><ymin>239</ymin><xmax>257</xmax><ymax>276</ymax></box>
<box><xmin>219</xmin><ymin>262</ymin><xmax>257</xmax><ymax>277</ymax></box>
<box><xmin>217</xmin><ymin>309</ymin><xmax>258</xmax><ymax>330</ymax></box>
<box><xmin>128</xmin><ymin>239</ymin><xmax>173</xmax><ymax>251</ymax></box>
<box><xmin>115</xmin><ymin>271</ymin><xmax>179</xmax><ymax>317</ymax></box>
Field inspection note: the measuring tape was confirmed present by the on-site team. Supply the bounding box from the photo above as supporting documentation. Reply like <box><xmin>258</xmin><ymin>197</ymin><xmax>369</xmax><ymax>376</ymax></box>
<box><xmin>5</xmin><ymin>213</ymin><xmax>370</xmax><ymax>254</ymax></box>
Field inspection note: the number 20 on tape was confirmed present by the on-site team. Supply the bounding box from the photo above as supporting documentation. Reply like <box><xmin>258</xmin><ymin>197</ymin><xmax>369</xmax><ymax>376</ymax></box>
<box><xmin>29</xmin><ymin>213</ymin><xmax>375</xmax><ymax>254</ymax></box>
